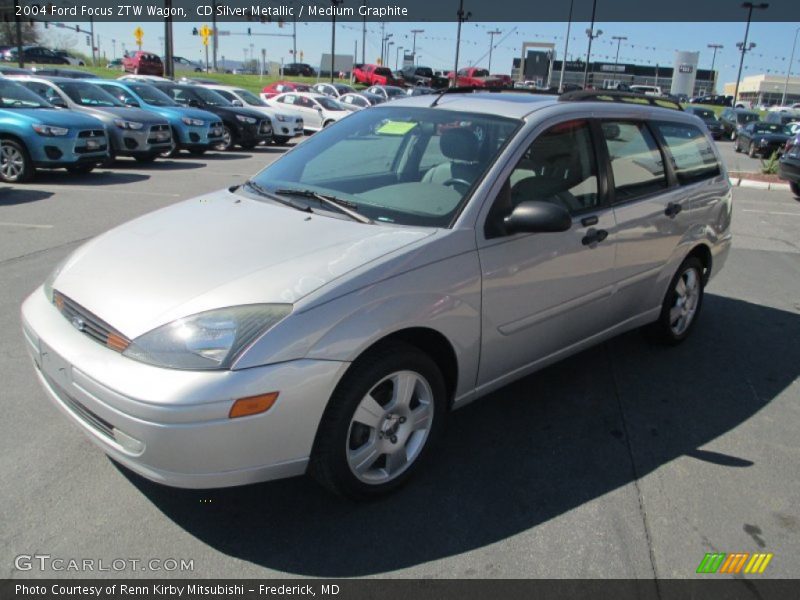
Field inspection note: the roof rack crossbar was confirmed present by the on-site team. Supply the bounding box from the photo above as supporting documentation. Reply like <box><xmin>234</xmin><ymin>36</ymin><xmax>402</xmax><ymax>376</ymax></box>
<box><xmin>558</xmin><ymin>90</ymin><xmax>684</xmax><ymax>111</ymax></box>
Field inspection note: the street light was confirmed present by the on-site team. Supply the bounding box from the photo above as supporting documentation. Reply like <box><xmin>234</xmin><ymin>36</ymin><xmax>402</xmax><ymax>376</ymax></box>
<box><xmin>410</xmin><ymin>29</ymin><xmax>424</xmax><ymax>60</ymax></box>
<box><xmin>583</xmin><ymin>0</ymin><xmax>602</xmax><ymax>88</ymax></box>
<box><xmin>382</xmin><ymin>33</ymin><xmax>393</xmax><ymax>66</ymax></box>
<box><xmin>612</xmin><ymin>35</ymin><xmax>627</xmax><ymax>84</ymax></box>
<box><xmin>330</xmin><ymin>0</ymin><xmax>343</xmax><ymax>82</ymax></box>
<box><xmin>487</xmin><ymin>29</ymin><xmax>501</xmax><ymax>73</ymax></box>
<box><xmin>781</xmin><ymin>27</ymin><xmax>800</xmax><ymax>106</ymax></box>
<box><xmin>453</xmin><ymin>0</ymin><xmax>472</xmax><ymax>87</ymax></box>
<box><xmin>707</xmin><ymin>43</ymin><xmax>723</xmax><ymax>93</ymax></box>
<box><xmin>733</xmin><ymin>2</ymin><xmax>769</xmax><ymax>106</ymax></box>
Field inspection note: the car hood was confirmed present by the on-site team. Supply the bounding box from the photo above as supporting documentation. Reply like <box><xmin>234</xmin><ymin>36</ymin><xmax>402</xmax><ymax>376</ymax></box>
<box><xmin>211</xmin><ymin>106</ymin><xmax>265</xmax><ymax>120</ymax></box>
<box><xmin>74</xmin><ymin>105</ymin><xmax>168</xmax><ymax>125</ymax></box>
<box><xmin>149</xmin><ymin>105</ymin><xmax>220</xmax><ymax>122</ymax></box>
<box><xmin>53</xmin><ymin>188</ymin><xmax>435</xmax><ymax>338</ymax></box>
<box><xmin>0</xmin><ymin>107</ymin><xmax>103</xmax><ymax>128</ymax></box>
<box><xmin>241</xmin><ymin>105</ymin><xmax>296</xmax><ymax>120</ymax></box>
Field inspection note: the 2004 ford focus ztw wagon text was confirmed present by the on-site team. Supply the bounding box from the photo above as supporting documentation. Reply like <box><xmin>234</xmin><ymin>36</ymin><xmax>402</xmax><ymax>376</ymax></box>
<box><xmin>21</xmin><ymin>91</ymin><xmax>732</xmax><ymax>498</ymax></box>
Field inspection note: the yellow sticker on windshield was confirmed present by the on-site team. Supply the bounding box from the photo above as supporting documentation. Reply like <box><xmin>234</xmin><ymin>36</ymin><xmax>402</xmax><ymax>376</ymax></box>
<box><xmin>377</xmin><ymin>121</ymin><xmax>418</xmax><ymax>135</ymax></box>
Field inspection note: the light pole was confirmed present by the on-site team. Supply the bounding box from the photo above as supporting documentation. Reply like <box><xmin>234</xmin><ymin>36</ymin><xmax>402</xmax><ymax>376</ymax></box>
<box><xmin>583</xmin><ymin>0</ymin><xmax>601</xmax><ymax>89</ymax></box>
<box><xmin>487</xmin><ymin>29</ymin><xmax>501</xmax><ymax>73</ymax></box>
<box><xmin>453</xmin><ymin>0</ymin><xmax>471</xmax><ymax>87</ymax></box>
<box><xmin>734</xmin><ymin>2</ymin><xmax>769</xmax><ymax>106</ymax></box>
<box><xmin>410</xmin><ymin>29</ymin><xmax>424</xmax><ymax>60</ymax></box>
<box><xmin>387</xmin><ymin>41</ymin><xmax>394</xmax><ymax>70</ymax></box>
<box><xmin>612</xmin><ymin>35</ymin><xmax>627</xmax><ymax>72</ymax></box>
<box><xmin>395</xmin><ymin>45</ymin><xmax>403</xmax><ymax>70</ymax></box>
<box><xmin>361</xmin><ymin>1</ymin><xmax>367</xmax><ymax>64</ymax></box>
<box><xmin>558</xmin><ymin>0</ymin><xmax>574</xmax><ymax>92</ymax></box>
<box><xmin>707</xmin><ymin>43</ymin><xmax>723</xmax><ymax>93</ymax></box>
<box><xmin>382</xmin><ymin>33</ymin><xmax>393</xmax><ymax>66</ymax></box>
<box><xmin>781</xmin><ymin>27</ymin><xmax>800</xmax><ymax>106</ymax></box>
<box><xmin>330</xmin><ymin>0</ymin><xmax>343</xmax><ymax>82</ymax></box>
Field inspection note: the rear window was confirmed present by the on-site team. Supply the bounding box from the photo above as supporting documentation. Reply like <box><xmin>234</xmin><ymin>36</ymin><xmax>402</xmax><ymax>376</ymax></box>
<box><xmin>375</xmin><ymin>68</ymin><xmax>392</xmax><ymax>76</ymax></box>
<box><xmin>654</xmin><ymin>122</ymin><xmax>721</xmax><ymax>185</ymax></box>
<box><xmin>737</xmin><ymin>112</ymin><xmax>759</xmax><ymax>124</ymax></box>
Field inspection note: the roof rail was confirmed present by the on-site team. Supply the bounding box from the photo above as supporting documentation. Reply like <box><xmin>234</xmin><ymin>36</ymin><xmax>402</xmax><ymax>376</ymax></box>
<box><xmin>559</xmin><ymin>90</ymin><xmax>684</xmax><ymax>111</ymax></box>
<box><xmin>430</xmin><ymin>85</ymin><xmax>557</xmax><ymax>107</ymax></box>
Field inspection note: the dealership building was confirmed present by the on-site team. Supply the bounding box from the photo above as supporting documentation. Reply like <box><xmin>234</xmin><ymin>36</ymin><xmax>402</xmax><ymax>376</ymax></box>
<box><xmin>512</xmin><ymin>48</ymin><xmax>717</xmax><ymax>96</ymax></box>
<box><xmin>723</xmin><ymin>74</ymin><xmax>800</xmax><ymax>106</ymax></box>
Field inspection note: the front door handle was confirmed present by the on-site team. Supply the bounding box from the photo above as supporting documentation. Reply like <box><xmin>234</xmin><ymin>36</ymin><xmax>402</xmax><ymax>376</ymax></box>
<box><xmin>665</xmin><ymin>202</ymin><xmax>683</xmax><ymax>218</ymax></box>
<box><xmin>582</xmin><ymin>228</ymin><xmax>609</xmax><ymax>246</ymax></box>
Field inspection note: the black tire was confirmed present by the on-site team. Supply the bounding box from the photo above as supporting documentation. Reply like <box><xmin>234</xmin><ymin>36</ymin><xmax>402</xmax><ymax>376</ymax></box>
<box><xmin>646</xmin><ymin>256</ymin><xmax>705</xmax><ymax>345</ymax></box>
<box><xmin>65</xmin><ymin>164</ymin><xmax>95</xmax><ymax>175</ymax></box>
<box><xmin>214</xmin><ymin>126</ymin><xmax>234</xmax><ymax>151</ymax></box>
<box><xmin>134</xmin><ymin>153</ymin><xmax>159</xmax><ymax>164</ymax></box>
<box><xmin>240</xmin><ymin>141</ymin><xmax>258</xmax><ymax>150</ymax></box>
<box><xmin>790</xmin><ymin>181</ymin><xmax>800</xmax><ymax>199</ymax></box>
<box><xmin>188</xmin><ymin>148</ymin><xmax>207</xmax><ymax>156</ymax></box>
<box><xmin>748</xmin><ymin>142</ymin><xmax>757</xmax><ymax>158</ymax></box>
<box><xmin>734</xmin><ymin>139</ymin><xmax>741</xmax><ymax>153</ymax></box>
<box><xmin>273</xmin><ymin>136</ymin><xmax>291</xmax><ymax>145</ymax></box>
<box><xmin>309</xmin><ymin>342</ymin><xmax>447</xmax><ymax>499</ymax></box>
<box><xmin>322</xmin><ymin>120</ymin><xmax>334</xmax><ymax>128</ymax></box>
<box><xmin>0</xmin><ymin>138</ymin><xmax>33</xmax><ymax>183</ymax></box>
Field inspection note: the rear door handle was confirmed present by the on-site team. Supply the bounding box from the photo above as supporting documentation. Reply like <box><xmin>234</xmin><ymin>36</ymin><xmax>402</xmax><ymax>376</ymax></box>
<box><xmin>665</xmin><ymin>202</ymin><xmax>683</xmax><ymax>218</ymax></box>
<box><xmin>582</xmin><ymin>228</ymin><xmax>608</xmax><ymax>246</ymax></box>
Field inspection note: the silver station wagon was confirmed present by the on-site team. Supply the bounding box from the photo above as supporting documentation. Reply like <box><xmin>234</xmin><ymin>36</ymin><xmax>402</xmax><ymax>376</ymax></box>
<box><xmin>21</xmin><ymin>91</ymin><xmax>732</xmax><ymax>498</ymax></box>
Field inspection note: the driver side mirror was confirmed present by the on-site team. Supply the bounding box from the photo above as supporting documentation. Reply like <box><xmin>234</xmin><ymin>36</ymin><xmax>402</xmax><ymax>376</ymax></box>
<box><xmin>231</xmin><ymin>99</ymin><xmax>244</xmax><ymax>107</ymax></box>
<box><xmin>503</xmin><ymin>201</ymin><xmax>572</xmax><ymax>235</ymax></box>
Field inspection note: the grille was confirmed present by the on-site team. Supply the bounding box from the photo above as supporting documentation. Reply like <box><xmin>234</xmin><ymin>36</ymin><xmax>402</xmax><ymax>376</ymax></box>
<box><xmin>147</xmin><ymin>124</ymin><xmax>172</xmax><ymax>144</ymax></box>
<box><xmin>43</xmin><ymin>372</ymin><xmax>115</xmax><ymax>440</ymax></box>
<box><xmin>78</xmin><ymin>129</ymin><xmax>105</xmax><ymax>138</ymax></box>
<box><xmin>53</xmin><ymin>291</ymin><xmax>131</xmax><ymax>353</ymax></box>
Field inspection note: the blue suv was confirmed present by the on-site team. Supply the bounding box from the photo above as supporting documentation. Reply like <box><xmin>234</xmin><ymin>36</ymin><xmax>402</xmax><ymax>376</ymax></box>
<box><xmin>91</xmin><ymin>79</ymin><xmax>224</xmax><ymax>156</ymax></box>
<box><xmin>0</xmin><ymin>78</ymin><xmax>108</xmax><ymax>182</ymax></box>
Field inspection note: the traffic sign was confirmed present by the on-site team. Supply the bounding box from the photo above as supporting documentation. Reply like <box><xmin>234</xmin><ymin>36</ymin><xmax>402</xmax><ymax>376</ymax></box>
<box><xmin>133</xmin><ymin>26</ymin><xmax>143</xmax><ymax>48</ymax></box>
<box><xmin>199</xmin><ymin>24</ymin><xmax>212</xmax><ymax>47</ymax></box>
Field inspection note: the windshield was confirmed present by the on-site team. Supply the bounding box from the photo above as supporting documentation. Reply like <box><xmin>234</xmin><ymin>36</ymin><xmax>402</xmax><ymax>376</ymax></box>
<box><xmin>737</xmin><ymin>112</ymin><xmax>759</xmax><ymax>124</ymax></box>
<box><xmin>188</xmin><ymin>86</ymin><xmax>231</xmax><ymax>106</ymax></box>
<box><xmin>417</xmin><ymin>68</ymin><xmax>434</xmax><ymax>77</ymax></box>
<box><xmin>234</xmin><ymin>89</ymin><xmax>266</xmax><ymax>106</ymax></box>
<box><xmin>61</xmin><ymin>82</ymin><xmax>122</xmax><ymax>107</ymax></box>
<box><xmin>250</xmin><ymin>107</ymin><xmax>520</xmax><ymax>227</ymax></box>
<box><xmin>473</xmin><ymin>69</ymin><xmax>490</xmax><ymax>77</ymax></box>
<box><xmin>316</xmin><ymin>96</ymin><xmax>345</xmax><ymax>111</ymax></box>
<box><xmin>129</xmin><ymin>83</ymin><xmax>178</xmax><ymax>106</ymax></box>
<box><xmin>0</xmin><ymin>79</ymin><xmax>51</xmax><ymax>109</ymax></box>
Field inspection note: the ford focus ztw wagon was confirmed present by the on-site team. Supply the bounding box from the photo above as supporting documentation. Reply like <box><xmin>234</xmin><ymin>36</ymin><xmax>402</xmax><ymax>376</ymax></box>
<box><xmin>21</xmin><ymin>91</ymin><xmax>732</xmax><ymax>498</ymax></box>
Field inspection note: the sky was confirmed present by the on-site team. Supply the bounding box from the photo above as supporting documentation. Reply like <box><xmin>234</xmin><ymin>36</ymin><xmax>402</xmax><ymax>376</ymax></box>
<box><xmin>42</xmin><ymin>20</ymin><xmax>800</xmax><ymax>86</ymax></box>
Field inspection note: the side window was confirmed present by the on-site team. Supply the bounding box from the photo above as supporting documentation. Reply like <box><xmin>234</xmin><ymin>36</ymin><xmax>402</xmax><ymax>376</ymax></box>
<box><xmin>654</xmin><ymin>122</ymin><xmax>720</xmax><ymax>185</ymax></box>
<box><xmin>215</xmin><ymin>90</ymin><xmax>236</xmax><ymax>102</ymax></box>
<box><xmin>506</xmin><ymin>119</ymin><xmax>600</xmax><ymax>215</ymax></box>
<box><xmin>283</xmin><ymin>95</ymin><xmax>296</xmax><ymax>105</ymax></box>
<box><xmin>601</xmin><ymin>121</ymin><xmax>667</xmax><ymax>202</ymax></box>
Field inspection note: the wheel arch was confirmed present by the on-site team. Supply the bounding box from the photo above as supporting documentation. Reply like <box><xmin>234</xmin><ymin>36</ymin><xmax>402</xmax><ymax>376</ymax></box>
<box><xmin>686</xmin><ymin>243</ymin><xmax>713</xmax><ymax>285</ymax></box>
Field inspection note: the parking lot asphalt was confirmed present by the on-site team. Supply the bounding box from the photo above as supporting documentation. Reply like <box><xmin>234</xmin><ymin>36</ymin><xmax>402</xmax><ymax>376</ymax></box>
<box><xmin>715</xmin><ymin>136</ymin><xmax>774</xmax><ymax>173</ymax></box>
<box><xmin>1</xmin><ymin>145</ymin><xmax>799</xmax><ymax>579</ymax></box>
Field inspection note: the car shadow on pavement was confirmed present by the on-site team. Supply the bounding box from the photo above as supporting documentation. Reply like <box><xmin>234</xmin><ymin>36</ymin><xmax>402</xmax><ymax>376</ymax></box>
<box><xmin>119</xmin><ymin>294</ymin><xmax>800</xmax><ymax>577</ymax></box>
<box><xmin>200</xmin><ymin>152</ymin><xmax>256</xmax><ymax>161</ymax></box>
<box><xmin>31</xmin><ymin>171</ymin><xmax>150</xmax><ymax>186</ymax></box>
<box><xmin>107</xmin><ymin>160</ymin><xmax>206</xmax><ymax>171</ymax></box>
<box><xmin>0</xmin><ymin>188</ymin><xmax>54</xmax><ymax>205</ymax></box>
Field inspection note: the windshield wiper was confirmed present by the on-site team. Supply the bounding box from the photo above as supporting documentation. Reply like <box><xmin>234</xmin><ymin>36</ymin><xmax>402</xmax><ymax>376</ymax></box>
<box><xmin>274</xmin><ymin>188</ymin><xmax>373</xmax><ymax>224</ymax></box>
<box><xmin>243</xmin><ymin>180</ymin><xmax>313</xmax><ymax>214</ymax></box>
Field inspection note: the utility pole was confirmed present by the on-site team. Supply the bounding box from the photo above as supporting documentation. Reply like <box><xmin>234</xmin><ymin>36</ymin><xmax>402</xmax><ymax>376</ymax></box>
<box><xmin>583</xmin><ymin>0</ymin><xmax>601</xmax><ymax>89</ymax></box>
<box><xmin>330</xmin><ymin>0</ymin><xmax>343</xmax><ymax>82</ymax></box>
<box><xmin>411</xmin><ymin>28</ymin><xmax>424</xmax><ymax>61</ymax></box>
<box><xmin>90</xmin><ymin>16</ymin><xmax>96</xmax><ymax>65</ymax></box>
<box><xmin>707</xmin><ymin>43</ymin><xmax>723</xmax><ymax>93</ymax></box>
<box><xmin>612</xmin><ymin>35</ymin><xmax>627</xmax><ymax>87</ymax></box>
<box><xmin>164</xmin><ymin>0</ymin><xmax>174</xmax><ymax>78</ymax></box>
<box><xmin>734</xmin><ymin>2</ymin><xmax>769</xmax><ymax>106</ymax></box>
<box><xmin>487</xmin><ymin>29</ymin><xmax>501</xmax><ymax>73</ymax></box>
<box><xmin>13</xmin><ymin>0</ymin><xmax>23</xmax><ymax>68</ymax></box>
<box><xmin>293</xmin><ymin>16</ymin><xmax>297</xmax><ymax>63</ymax></box>
<box><xmin>453</xmin><ymin>0</ymin><xmax>471</xmax><ymax>87</ymax></box>
<box><xmin>558</xmin><ymin>0</ymin><xmax>574</xmax><ymax>92</ymax></box>
<box><xmin>361</xmin><ymin>1</ymin><xmax>367</xmax><ymax>63</ymax></box>
<box><xmin>781</xmin><ymin>27</ymin><xmax>799</xmax><ymax>106</ymax></box>
<box><xmin>212</xmin><ymin>0</ymin><xmax>218</xmax><ymax>72</ymax></box>
<box><xmin>380</xmin><ymin>22</ymin><xmax>385</xmax><ymax>64</ymax></box>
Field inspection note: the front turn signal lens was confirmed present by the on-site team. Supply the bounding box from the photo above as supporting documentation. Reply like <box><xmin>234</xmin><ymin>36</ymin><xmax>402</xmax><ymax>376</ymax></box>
<box><xmin>229</xmin><ymin>392</ymin><xmax>279</xmax><ymax>419</ymax></box>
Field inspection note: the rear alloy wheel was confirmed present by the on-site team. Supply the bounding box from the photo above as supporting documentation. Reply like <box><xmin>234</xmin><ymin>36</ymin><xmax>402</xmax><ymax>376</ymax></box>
<box><xmin>310</xmin><ymin>342</ymin><xmax>446</xmax><ymax>499</ymax></box>
<box><xmin>0</xmin><ymin>139</ymin><xmax>33</xmax><ymax>183</ymax></box>
<box><xmin>647</xmin><ymin>256</ymin><xmax>705</xmax><ymax>345</ymax></box>
<box><xmin>214</xmin><ymin>126</ymin><xmax>234</xmax><ymax>151</ymax></box>
<box><xmin>748</xmin><ymin>142</ymin><xmax>757</xmax><ymax>158</ymax></box>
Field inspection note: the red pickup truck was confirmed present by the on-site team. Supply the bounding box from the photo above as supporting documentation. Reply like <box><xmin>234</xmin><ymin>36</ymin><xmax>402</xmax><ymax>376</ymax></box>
<box><xmin>353</xmin><ymin>64</ymin><xmax>398</xmax><ymax>86</ymax></box>
<box><xmin>447</xmin><ymin>67</ymin><xmax>503</xmax><ymax>88</ymax></box>
<box><xmin>122</xmin><ymin>51</ymin><xmax>164</xmax><ymax>76</ymax></box>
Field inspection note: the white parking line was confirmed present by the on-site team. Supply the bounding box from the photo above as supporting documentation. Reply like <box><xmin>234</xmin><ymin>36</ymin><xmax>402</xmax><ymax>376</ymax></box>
<box><xmin>742</xmin><ymin>209</ymin><xmax>800</xmax><ymax>217</ymax></box>
<box><xmin>0</xmin><ymin>221</ymin><xmax>54</xmax><ymax>229</ymax></box>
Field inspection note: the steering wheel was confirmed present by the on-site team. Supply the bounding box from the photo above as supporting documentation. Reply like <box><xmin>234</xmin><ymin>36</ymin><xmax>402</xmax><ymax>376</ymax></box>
<box><xmin>442</xmin><ymin>178</ymin><xmax>472</xmax><ymax>193</ymax></box>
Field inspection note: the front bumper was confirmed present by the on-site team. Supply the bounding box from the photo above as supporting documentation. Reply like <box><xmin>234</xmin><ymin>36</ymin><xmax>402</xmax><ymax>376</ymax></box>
<box><xmin>174</xmin><ymin>121</ymin><xmax>224</xmax><ymax>148</ymax></box>
<box><xmin>234</xmin><ymin>119</ymin><xmax>273</xmax><ymax>144</ymax></box>
<box><xmin>270</xmin><ymin>117</ymin><xmax>304</xmax><ymax>139</ymax></box>
<box><xmin>21</xmin><ymin>288</ymin><xmax>349</xmax><ymax>489</ymax></box>
<box><xmin>27</xmin><ymin>128</ymin><xmax>108</xmax><ymax>168</ymax></box>
<box><xmin>110</xmin><ymin>124</ymin><xmax>173</xmax><ymax>156</ymax></box>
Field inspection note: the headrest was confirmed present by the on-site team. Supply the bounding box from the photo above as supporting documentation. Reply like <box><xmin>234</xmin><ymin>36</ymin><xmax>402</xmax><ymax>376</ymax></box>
<box><xmin>440</xmin><ymin>127</ymin><xmax>479</xmax><ymax>162</ymax></box>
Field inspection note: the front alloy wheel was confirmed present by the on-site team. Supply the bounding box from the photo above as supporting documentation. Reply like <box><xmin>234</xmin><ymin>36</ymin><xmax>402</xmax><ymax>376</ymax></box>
<box><xmin>214</xmin><ymin>126</ymin><xmax>234</xmax><ymax>151</ymax></box>
<box><xmin>0</xmin><ymin>139</ymin><xmax>32</xmax><ymax>183</ymax></box>
<box><xmin>310</xmin><ymin>342</ymin><xmax>446</xmax><ymax>498</ymax></box>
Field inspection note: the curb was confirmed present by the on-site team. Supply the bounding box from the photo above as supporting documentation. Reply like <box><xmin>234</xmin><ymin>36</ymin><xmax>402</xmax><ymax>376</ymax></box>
<box><xmin>730</xmin><ymin>178</ymin><xmax>791</xmax><ymax>192</ymax></box>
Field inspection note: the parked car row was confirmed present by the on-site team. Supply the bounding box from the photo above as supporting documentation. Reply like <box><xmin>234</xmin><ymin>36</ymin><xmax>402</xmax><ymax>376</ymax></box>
<box><xmin>0</xmin><ymin>72</ymin><xmax>314</xmax><ymax>183</ymax></box>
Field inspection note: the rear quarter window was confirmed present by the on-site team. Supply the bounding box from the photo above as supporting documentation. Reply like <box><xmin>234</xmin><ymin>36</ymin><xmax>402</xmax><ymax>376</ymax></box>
<box><xmin>654</xmin><ymin>122</ymin><xmax>721</xmax><ymax>185</ymax></box>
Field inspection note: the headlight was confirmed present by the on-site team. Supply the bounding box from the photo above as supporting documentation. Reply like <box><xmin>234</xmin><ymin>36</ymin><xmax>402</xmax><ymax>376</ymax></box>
<box><xmin>113</xmin><ymin>119</ymin><xmax>144</xmax><ymax>130</ymax></box>
<box><xmin>181</xmin><ymin>117</ymin><xmax>204</xmax><ymax>126</ymax></box>
<box><xmin>235</xmin><ymin>114</ymin><xmax>257</xmax><ymax>124</ymax></box>
<box><xmin>32</xmin><ymin>124</ymin><xmax>69</xmax><ymax>137</ymax></box>
<box><xmin>122</xmin><ymin>304</ymin><xmax>291</xmax><ymax>370</ymax></box>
